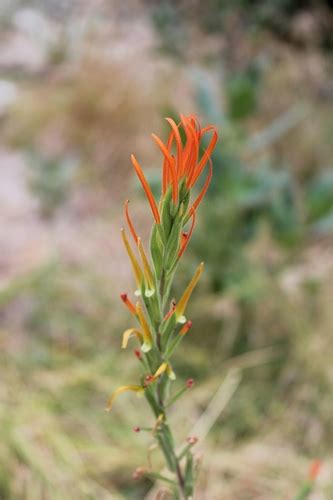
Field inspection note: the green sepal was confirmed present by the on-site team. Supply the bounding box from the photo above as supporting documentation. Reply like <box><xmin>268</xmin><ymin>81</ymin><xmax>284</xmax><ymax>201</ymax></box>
<box><xmin>161</xmin><ymin>311</ymin><xmax>176</xmax><ymax>336</ymax></box>
<box><xmin>150</xmin><ymin>223</ymin><xmax>164</xmax><ymax>280</ymax></box>
<box><xmin>164</xmin><ymin>217</ymin><xmax>182</xmax><ymax>271</ymax></box>
<box><xmin>160</xmin><ymin>186</ymin><xmax>173</xmax><ymax>240</ymax></box>
<box><xmin>178</xmin><ymin>178</ymin><xmax>189</xmax><ymax>201</ymax></box>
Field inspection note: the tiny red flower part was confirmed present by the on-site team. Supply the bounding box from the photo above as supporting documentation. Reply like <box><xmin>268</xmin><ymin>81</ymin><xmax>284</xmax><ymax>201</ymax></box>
<box><xmin>144</xmin><ymin>374</ymin><xmax>154</xmax><ymax>387</ymax></box>
<box><xmin>134</xmin><ymin>349</ymin><xmax>142</xmax><ymax>360</ymax></box>
<box><xmin>133</xmin><ymin>426</ymin><xmax>141</xmax><ymax>433</ymax></box>
<box><xmin>133</xmin><ymin>467</ymin><xmax>146</xmax><ymax>480</ymax></box>
<box><xmin>186</xmin><ymin>436</ymin><xmax>198</xmax><ymax>445</ymax></box>
<box><xmin>180</xmin><ymin>320</ymin><xmax>193</xmax><ymax>336</ymax></box>
<box><xmin>186</xmin><ymin>378</ymin><xmax>195</xmax><ymax>389</ymax></box>
<box><xmin>120</xmin><ymin>293</ymin><xmax>137</xmax><ymax>315</ymax></box>
<box><xmin>309</xmin><ymin>460</ymin><xmax>322</xmax><ymax>481</ymax></box>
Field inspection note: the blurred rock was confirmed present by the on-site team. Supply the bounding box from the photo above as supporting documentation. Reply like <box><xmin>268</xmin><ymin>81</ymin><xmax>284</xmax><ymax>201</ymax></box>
<box><xmin>0</xmin><ymin>80</ymin><xmax>18</xmax><ymax>114</ymax></box>
<box><xmin>0</xmin><ymin>31</ymin><xmax>47</xmax><ymax>73</ymax></box>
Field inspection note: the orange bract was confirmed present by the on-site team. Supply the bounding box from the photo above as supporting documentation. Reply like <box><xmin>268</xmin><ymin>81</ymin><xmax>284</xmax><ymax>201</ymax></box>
<box><xmin>131</xmin><ymin>114</ymin><xmax>218</xmax><ymax>224</ymax></box>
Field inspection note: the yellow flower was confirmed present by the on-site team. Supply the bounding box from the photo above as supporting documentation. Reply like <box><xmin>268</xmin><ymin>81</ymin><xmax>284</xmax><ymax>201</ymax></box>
<box><xmin>121</xmin><ymin>228</ymin><xmax>142</xmax><ymax>292</ymax></box>
<box><xmin>175</xmin><ymin>262</ymin><xmax>204</xmax><ymax>322</ymax></box>
<box><xmin>153</xmin><ymin>362</ymin><xmax>176</xmax><ymax>380</ymax></box>
<box><xmin>106</xmin><ymin>385</ymin><xmax>144</xmax><ymax>411</ymax></box>
<box><xmin>121</xmin><ymin>328</ymin><xmax>143</xmax><ymax>349</ymax></box>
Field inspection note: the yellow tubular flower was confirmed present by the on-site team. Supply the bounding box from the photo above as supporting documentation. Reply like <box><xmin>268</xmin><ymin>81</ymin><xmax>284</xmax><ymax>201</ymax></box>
<box><xmin>106</xmin><ymin>385</ymin><xmax>145</xmax><ymax>411</ymax></box>
<box><xmin>137</xmin><ymin>237</ymin><xmax>155</xmax><ymax>296</ymax></box>
<box><xmin>122</xmin><ymin>328</ymin><xmax>144</xmax><ymax>349</ymax></box>
<box><xmin>121</xmin><ymin>228</ymin><xmax>143</xmax><ymax>291</ymax></box>
<box><xmin>153</xmin><ymin>362</ymin><xmax>176</xmax><ymax>380</ymax></box>
<box><xmin>175</xmin><ymin>262</ymin><xmax>204</xmax><ymax>322</ymax></box>
<box><xmin>136</xmin><ymin>302</ymin><xmax>153</xmax><ymax>352</ymax></box>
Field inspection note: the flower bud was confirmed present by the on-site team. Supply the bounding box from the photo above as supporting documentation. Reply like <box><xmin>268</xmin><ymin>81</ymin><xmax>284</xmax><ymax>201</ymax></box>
<box><xmin>186</xmin><ymin>378</ymin><xmax>194</xmax><ymax>389</ymax></box>
<box><xmin>186</xmin><ymin>436</ymin><xmax>198</xmax><ymax>445</ymax></box>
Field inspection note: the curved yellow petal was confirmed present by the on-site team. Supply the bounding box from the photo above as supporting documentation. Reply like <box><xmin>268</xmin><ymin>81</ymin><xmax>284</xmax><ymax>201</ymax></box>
<box><xmin>175</xmin><ymin>262</ymin><xmax>204</xmax><ymax>320</ymax></box>
<box><xmin>153</xmin><ymin>362</ymin><xmax>168</xmax><ymax>378</ymax></box>
<box><xmin>106</xmin><ymin>385</ymin><xmax>144</xmax><ymax>411</ymax></box>
<box><xmin>153</xmin><ymin>362</ymin><xmax>176</xmax><ymax>380</ymax></box>
<box><xmin>122</xmin><ymin>328</ymin><xmax>143</xmax><ymax>349</ymax></box>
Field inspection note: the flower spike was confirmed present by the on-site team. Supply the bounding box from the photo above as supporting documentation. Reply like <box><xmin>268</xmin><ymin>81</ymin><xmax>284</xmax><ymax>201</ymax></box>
<box><xmin>112</xmin><ymin>113</ymin><xmax>217</xmax><ymax>496</ymax></box>
<box><xmin>131</xmin><ymin>154</ymin><xmax>161</xmax><ymax>224</ymax></box>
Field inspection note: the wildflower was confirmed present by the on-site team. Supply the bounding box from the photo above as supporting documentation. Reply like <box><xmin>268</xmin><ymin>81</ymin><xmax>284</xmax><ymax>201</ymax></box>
<box><xmin>109</xmin><ymin>113</ymin><xmax>218</xmax><ymax>497</ymax></box>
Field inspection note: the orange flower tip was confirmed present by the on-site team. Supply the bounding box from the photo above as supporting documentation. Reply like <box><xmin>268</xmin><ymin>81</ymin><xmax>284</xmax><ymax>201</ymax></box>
<box><xmin>186</xmin><ymin>436</ymin><xmax>199</xmax><ymax>445</ymax></box>
<box><xmin>309</xmin><ymin>460</ymin><xmax>322</xmax><ymax>481</ymax></box>
<box><xmin>134</xmin><ymin>349</ymin><xmax>142</xmax><ymax>360</ymax></box>
<box><xmin>180</xmin><ymin>320</ymin><xmax>192</xmax><ymax>335</ymax></box>
<box><xmin>133</xmin><ymin>426</ymin><xmax>141</xmax><ymax>433</ymax></box>
<box><xmin>120</xmin><ymin>293</ymin><xmax>127</xmax><ymax>301</ymax></box>
<box><xmin>186</xmin><ymin>378</ymin><xmax>194</xmax><ymax>389</ymax></box>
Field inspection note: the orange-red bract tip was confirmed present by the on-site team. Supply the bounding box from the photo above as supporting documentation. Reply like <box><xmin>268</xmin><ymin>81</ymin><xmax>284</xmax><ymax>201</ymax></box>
<box><xmin>130</xmin><ymin>154</ymin><xmax>161</xmax><ymax>224</ymax></box>
<box><xmin>125</xmin><ymin>199</ymin><xmax>139</xmax><ymax>244</ymax></box>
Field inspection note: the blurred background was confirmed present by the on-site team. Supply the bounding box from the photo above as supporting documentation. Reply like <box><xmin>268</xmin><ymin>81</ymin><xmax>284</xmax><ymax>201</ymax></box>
<box><xmin>1</xmin><ymin>0</ymin><xmax>333</xmax><ymax>498</ymax></box>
